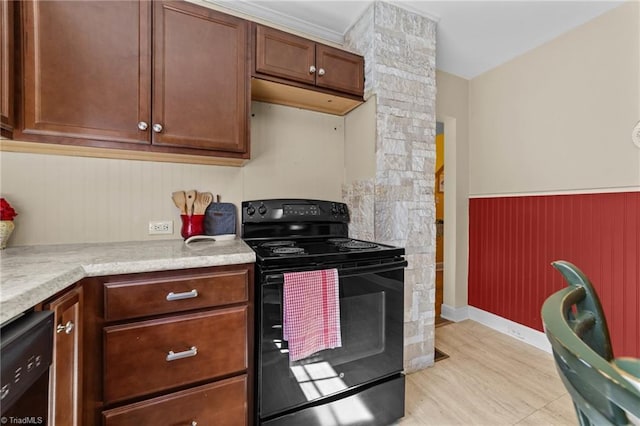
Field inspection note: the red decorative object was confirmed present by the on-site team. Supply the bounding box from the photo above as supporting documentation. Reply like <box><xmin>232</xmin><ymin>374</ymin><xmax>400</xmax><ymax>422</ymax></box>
<box><xmin>180</xmin><ymin>214</ymin><xmax>204</xmax><ymax>239</ymax></box>
<box><xmin>0</xmin><ymin>198</ymin><xmax>18</xmax><ymax>221</ymax></box>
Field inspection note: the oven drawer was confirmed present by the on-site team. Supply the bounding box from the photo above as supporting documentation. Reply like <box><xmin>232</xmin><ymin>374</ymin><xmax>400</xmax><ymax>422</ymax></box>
<box><xmin>104</xmin><ymin>268</ymin><xmax>249</xmax><ymax>321</ymax></box>
<box><xmin>103</xmin><ymin>375</ymin><xmax>247</xmax><ymax>426</ymax></box>
<box><xmin>103</xmin><ymin>307</ymin><xmax>247</xmax><ymax>404</ymax></box>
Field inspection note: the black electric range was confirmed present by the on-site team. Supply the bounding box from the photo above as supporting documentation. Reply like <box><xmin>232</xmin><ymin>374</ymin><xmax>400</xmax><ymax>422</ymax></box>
<box><xmin>242</xmin><ymin>199</ymin><xmax>406</xmax><ymax>426</ymax></box>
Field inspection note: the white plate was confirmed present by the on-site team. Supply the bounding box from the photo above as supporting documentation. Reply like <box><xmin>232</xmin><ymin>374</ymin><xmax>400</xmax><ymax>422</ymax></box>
<box><xmin>212</xmin><ymin>234</ymin><xmax>236</xmax><ymax>241</ymax></box>
<box><xmin>184</xmin><ymin>234</ymin><xmax>236</xmax><ymax>245</ymax></box>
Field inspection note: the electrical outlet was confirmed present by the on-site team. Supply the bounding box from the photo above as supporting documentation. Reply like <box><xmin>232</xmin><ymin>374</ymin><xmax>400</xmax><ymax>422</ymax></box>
<box><xmin>507</xmin><ymin>327</ymin><xmax>524</xmax><ymax>340</ymax></box>
<box><xmin>148</xmin><ymin>220</ymin><xmax>173</xmax><ymax>235</ymax></box>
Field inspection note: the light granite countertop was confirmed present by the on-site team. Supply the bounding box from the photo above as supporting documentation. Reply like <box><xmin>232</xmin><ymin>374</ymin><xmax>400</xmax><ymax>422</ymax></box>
<box><xmin>0</xmin><ymin>238</ymin><xmax>255</xmax><ymax>325</ymax></box>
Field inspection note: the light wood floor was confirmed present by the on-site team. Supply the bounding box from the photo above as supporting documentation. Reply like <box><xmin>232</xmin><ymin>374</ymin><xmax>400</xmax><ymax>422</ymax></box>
<box><xmin>399</xmin><ymin>320</ymin><xmax>578</xmax><ymax>425</ymax></box>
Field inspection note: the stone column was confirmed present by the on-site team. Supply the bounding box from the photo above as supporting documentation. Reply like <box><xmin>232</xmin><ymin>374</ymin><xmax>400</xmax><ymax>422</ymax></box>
<box><xmin>344</xmin><ymin>1</ymin><xmax>437</xmax><ymax>372</ymax></box>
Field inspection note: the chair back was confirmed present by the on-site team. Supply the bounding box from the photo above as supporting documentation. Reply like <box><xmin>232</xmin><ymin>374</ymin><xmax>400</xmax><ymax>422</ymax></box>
<box><xmin>542</xmin><ymin>260</ymin><xmax>640</xmax><ymax>425</ymax></box>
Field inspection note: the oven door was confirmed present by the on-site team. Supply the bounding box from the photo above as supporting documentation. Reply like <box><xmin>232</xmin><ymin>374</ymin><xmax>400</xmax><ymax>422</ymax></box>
<box><xmin>258</xmin><ymin>259</ymin><xmax>406</xmax><ymax>420</ymax></box>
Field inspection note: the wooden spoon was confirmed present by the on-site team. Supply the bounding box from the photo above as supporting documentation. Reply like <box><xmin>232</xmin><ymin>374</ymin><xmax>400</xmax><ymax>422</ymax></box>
<box><xmin>194</xmin><ymin>192</ymin><xmax>213</xmax><ymax>215</ymax></box>
<box><xmin>171</xmin><ymin>191</ymin><xmax>187</xmax><ymax>215</ymax></box>
<box><xmin>185</xmin><ymin>190</ymin><xmax>197</xmax><ymax>216</ymax></box>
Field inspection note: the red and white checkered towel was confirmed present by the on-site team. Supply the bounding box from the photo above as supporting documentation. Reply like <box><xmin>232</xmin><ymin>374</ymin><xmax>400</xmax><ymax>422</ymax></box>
<box><xmin>283</xmin><ymin>269</ymin><xmax>342</xmax><ymax>362</ymax></box>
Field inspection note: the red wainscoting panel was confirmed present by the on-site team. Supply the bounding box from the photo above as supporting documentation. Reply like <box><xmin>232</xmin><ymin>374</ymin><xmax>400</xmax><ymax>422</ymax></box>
<box><xmin>468</xmin><ymin>191</ymin><xmax>640</xmax><ymax>358</ymax></box>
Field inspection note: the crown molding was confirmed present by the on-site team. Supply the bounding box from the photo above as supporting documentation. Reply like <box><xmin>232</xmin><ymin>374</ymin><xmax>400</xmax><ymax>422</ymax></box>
<box><xmin>386</xmin><ymin>1</ymin><xmax>441</xmax><ymax>24</ymax></box>
<box><xmin>204</xmin><ymin>0</ymin><xmax>345</xmax><ymax>44</ymax></box>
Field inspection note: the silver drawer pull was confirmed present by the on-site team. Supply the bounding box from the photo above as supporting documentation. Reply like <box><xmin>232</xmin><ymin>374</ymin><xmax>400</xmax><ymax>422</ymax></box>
<box><xmin>166</xmin><ymin>346</ymin><xmax>198</xmax><ymax>362</ymax></box>
<box><xmin>166</xmin><ymin>289</ymin><xmax>198</xmax><ymax>301</ymax></box>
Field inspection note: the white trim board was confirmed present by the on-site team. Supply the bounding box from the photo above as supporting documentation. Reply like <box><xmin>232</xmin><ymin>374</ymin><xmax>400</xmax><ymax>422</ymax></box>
<box><xmin>204</xmin><ymin>0</ymin><xmax>345</xmax><ymax>44</ymax></box>
<box><xmin>441</xmin><ymin>304</ymin><xmax>469</xmax><ymax>323</ymax></box>
<box><xmin>441</xmin><ymin>304</ymin><xmax>552</xmax><ymax>354</ymax></box>
<box><xmin>469</xmin><ymin>187</ymin><xmax>640</xmax><ymax>199</ymax></box>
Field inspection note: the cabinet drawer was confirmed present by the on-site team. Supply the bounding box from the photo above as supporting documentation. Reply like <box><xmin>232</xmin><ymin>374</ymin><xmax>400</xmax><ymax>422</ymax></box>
<box><xmin>104</xmin><ymin>268</ymin><xmax>249</xmax><ymax>321</ymax></box>
<box><xmin>103</xmin><ymin>375</ymin><xmax>247</xmax><ymax>426</ymax></box>
<box><xmin>104</xmin><ymin>307</ymin><xmax>247</xmax><ymax>404</ymax></box>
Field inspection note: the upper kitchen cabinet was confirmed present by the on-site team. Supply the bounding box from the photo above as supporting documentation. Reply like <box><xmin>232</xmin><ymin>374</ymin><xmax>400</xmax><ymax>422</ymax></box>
<box><xmin>252</xmin><ymin>24</ymin><xmax>364</xmax><ymax>116</ymax></box>
<box><xmin>15</xmin><ymin>0</ymin><xmax>250</xmax><ymax>161</ymax></box>
<box><xmin>151</xmin><ymin>1</ymin><xmax>249</xmax><ymax>154</ymax></box>
<box><xmin>17</xmin><ymin>1</ymin><xmax>151</xmax><ymax>146</ymax></box>
<box><xmin>1</xmin><ymin>0</ymin><xmax>14</xmax><ymax>138</ymax></box>
<box><xmin>255</xmin><ymin>26</ymin><xmax>316</xmax><ymax>86</ymax></box>
<box><xmin>315</xmin><ymin>44</ymin><xmax>365</xmax><ymax>96</ymax></box>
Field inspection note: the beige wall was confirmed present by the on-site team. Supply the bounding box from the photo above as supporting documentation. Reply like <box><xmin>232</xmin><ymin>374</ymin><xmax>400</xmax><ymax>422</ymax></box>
<box><xmin>344</xmin><ymin>96</ymin><xmax>376</xmax><ymax>184</ymax></box>
<box><xmin>469</xmin><ymin>1</ymin><xmax>640</xmax><ymax>196</ymax></box>
<box><xmin>436</xmin><ymin>70</ymin><xmax>470</xmax><ymax>309</ymax></box>
<box><xmin>243</xmin><ymin>102</ymin><xmax>344</xmax><ymax>201</ymax></box>
<box><xmin>0</xmin><ymin>102</ymin><xmax>345</xmax><ymax>246</ymax></box>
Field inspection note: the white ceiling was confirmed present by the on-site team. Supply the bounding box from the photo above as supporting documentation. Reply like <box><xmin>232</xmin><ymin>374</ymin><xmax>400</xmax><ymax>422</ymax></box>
<box><xmin>209</xmin><ymin>0</ymin><xmax>624</xmax><ymax>79</ymax></box>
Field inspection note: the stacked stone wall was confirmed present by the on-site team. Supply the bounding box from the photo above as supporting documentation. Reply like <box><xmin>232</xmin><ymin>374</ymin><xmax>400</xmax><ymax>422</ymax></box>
<box><xmin>345</xmin><ymin>1</ymin><xmax>437</xmax><ymax>372</ymax></box>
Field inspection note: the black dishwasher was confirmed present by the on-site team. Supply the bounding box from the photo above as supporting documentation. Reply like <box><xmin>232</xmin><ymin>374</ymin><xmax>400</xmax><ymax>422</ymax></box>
<box><xmin>1</xmin><ymin>311</ymin><xmax>54</xmax><ymax>422</ymax></box>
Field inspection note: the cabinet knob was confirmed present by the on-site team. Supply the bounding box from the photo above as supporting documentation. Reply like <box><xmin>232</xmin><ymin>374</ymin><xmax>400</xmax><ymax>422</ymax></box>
<box><xmin>152</xmin><ymin>123</ymin><xmax>163</xmax><ymax>133</ymax></box>
<box><xmin>318</xmin><ymin>68</ymin><xmax>325</xmax><ymax>76</ymax></box>
<box><xmin>309</xmin><ymin>65</ymin><xmax>316</xmax><ymax>74</ymax></box>
<box><xmin>56</xmin><ymin>321</ymin><xmax>74</xmax><ymax>334</ymax></box>
<box><xmin>137</xmin><ymin>121</ymin><xmax>148</xmax><ymax>131</ymax></box>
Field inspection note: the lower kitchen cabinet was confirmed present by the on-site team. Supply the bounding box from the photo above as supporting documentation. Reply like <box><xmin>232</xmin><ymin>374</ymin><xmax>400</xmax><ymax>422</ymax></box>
<box><xmin>45</xmin><ymin>286</ymin><xmax>83</xmax><ymax>426</ymax></box>
<box><xmin>95</xmin><ymin>264</ymin><xmax>254</xmax><ymax>425</ymax></box>
<box><xmin>41</xmin><ymin>263</ymin><xmax>254</xmax><ymax>425</ymax></box>
<box><xmin>103</xmin><ymin>306</ymin><xmax>248</xmax><ymax>404</ymax></box>
<box><xmin>102</xmin><ymin>375</ymin><xmax>247</xmax><ymax>426</ymax></box>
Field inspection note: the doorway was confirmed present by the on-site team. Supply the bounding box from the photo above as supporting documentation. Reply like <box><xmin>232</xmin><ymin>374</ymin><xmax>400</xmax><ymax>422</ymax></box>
<box><xmin>435</xmin><ymin>121</ymin><xmax>445</xmax><ymax>324</ymax></box>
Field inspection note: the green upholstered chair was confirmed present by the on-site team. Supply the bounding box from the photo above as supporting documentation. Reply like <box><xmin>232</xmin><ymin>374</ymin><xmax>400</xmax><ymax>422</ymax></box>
<box><xmin>542</xmin><ymin>260</ymin><xmax>640</xmax><ymax>425</ymax></box>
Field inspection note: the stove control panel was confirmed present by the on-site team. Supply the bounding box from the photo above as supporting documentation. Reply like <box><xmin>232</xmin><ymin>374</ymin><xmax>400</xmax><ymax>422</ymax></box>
<box><xmin>242</xmin><ymin>199</ymin><xmax>349</xmax><ymax>223</ymax></box>
<box><xmin>283</xmin><ymin>204</ymin><xmax>320</xmax><ymax>216</ymax></box>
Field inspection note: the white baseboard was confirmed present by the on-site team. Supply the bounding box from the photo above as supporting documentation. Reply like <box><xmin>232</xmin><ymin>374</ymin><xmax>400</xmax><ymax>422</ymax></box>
<box><xmin>440</xmin><ymin>304</ymin><xmax>552</xmax><ymax>353</ymax></box>
<box><xmin>440</xmin><ymin>304</ymin><xmax>469</xmax><ymax>322</ymax></box>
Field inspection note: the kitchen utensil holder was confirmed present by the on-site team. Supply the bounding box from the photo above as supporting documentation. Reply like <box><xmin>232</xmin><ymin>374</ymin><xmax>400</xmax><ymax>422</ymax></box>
<box><xmin>180</xmin><ymin>215</ymin><xmax>205</xmax><ymax>239</ymax></box>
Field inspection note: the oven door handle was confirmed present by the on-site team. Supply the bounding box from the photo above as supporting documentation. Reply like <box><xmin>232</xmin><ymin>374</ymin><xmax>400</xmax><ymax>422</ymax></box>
<box><xmin>264</xmin><ymin>259</ymin><xmax>408</xmax><ymax>284</ymax></box>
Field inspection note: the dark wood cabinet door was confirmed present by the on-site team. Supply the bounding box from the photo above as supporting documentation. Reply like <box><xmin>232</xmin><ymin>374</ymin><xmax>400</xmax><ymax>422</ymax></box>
<box><xmin>103</xmin><ymin>376</ymin><xmax>247</xmax><ymax>426</ymax></box>
<box><xmin>255</xmin><ymin>24</ymin><xmax>316</xmax><ymax>85</ymax></box>
<box><xmin>1</xmin><ymin>0</ymin><xmax>14</xmax><ymax>136</ymax></box>
<box><xmin>104</xmin><ymin>267</ymin><xmax>249</xmax><ymax>321</ymax></box>
<box><xmin>152</xmin><ymin>1</ymin><xmax>249</xmax><ymax>154</ymax></box>
<box><xmin>19</xmin><ymin>1</ymin><xmax>151</xmax><ymax>145</ymax></box>
<box><xmin>47</xmin><ymin>286</ymin><xmax>83</xmax><ymax>426</ymax></box>
<box><xmin>316</xmin><ymin>44</ymin><xmax>364</xmax><ymax>97</ymax></box>
<box><xmin>103</xmin><ymin>306</ymin><xmax>248</xmax><ymax>404</ymax></box>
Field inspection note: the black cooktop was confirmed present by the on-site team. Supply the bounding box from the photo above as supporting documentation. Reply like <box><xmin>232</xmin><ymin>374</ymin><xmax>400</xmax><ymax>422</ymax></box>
<box><xmin>245</xmin><ymin>236</ymin><xmax>405</xmax><ymax>267</ymax></box>
<box><xmin>241</xmin><ymin>199</ymin><xmax>405</xmax><ymax>268</ymax></box>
